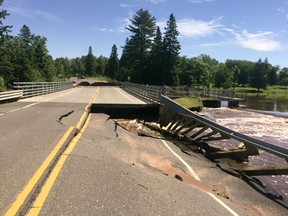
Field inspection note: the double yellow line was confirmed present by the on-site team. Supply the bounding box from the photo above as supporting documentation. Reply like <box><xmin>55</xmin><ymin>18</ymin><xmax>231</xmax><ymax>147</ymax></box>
<box><xmin>5</xmin><ymin>87</ymin><xmax>99</xmax><ymax>216</ymax></box>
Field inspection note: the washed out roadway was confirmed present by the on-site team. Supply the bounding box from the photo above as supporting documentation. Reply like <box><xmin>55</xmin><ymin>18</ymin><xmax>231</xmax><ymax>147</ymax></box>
<box><xmin>1</xmin><ymin>84</ymin><xmax>287</xmax><ymax>215</ymax></box>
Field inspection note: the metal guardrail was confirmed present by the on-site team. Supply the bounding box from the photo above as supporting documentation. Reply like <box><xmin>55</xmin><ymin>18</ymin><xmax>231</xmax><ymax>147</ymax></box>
<box><xmin>124</xmin><ymin>82</ymin><xmax>288</xmax><ymax>174</ymax></box>
<box><xmin>13</xmin><ymin>82</ymin><xmax>73</xmax><ymax>99</ymax></box>
<box><xmin>0</xmin><ymin>90</ymin><xmax>23</xmax><ymax>103</ymax></box>
<box><xmin>124</xmin><ymin>82</ymin><xmax>247</xmax><ymax>102</ymax></box>
<box><xmin>160</xmin><ymin>95</ymin><xmax>288</xmax><ymax>161</ymax></box>
<box><xmin>200</xmin><ymin>88</ymin><xmax>247</xmax><ymax>101</ymax></box>
<box><xmin>124</xmin><ymin>82</ymin><xmax>163</xmax><ymax>103</ymax></box>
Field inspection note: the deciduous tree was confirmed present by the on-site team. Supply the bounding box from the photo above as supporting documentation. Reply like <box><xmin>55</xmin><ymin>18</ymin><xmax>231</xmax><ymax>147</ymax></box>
<box><xmin>251</xmin><ymin>58</ymin><xmax>267</xmax><ymax>91</ymax></box>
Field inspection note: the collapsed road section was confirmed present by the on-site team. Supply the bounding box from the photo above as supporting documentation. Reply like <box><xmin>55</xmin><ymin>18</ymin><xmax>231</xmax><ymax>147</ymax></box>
<box><xmin>91</xmin><ymin>103</ymin><xmax>160</xmax><ymax>120</ymax></box>
<box><xmin>90</xmin><ymin>100</ymin><xmax>288</xmax><ymax>209</ymax></box>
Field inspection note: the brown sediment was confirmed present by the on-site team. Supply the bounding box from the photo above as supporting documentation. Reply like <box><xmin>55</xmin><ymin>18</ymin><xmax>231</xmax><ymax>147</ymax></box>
<box><xmin>138</xmin><ymin>151</ymin><xmax>263</xmax><ymax>216</ymax></box>
<box><xmin>94</xmin><ymin>116</ymin><xmax>279</xmax><ymax>215</ymax></box>
<box><xmin>138</xmin><ymin>152</ymin><xmax>219</xmax><ymax>196</ymax></box>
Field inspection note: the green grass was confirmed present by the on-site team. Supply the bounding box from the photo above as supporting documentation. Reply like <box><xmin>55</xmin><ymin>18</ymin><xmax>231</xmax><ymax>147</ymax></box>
<box><xmin>235</xmin><ymin>85</ymin><xmax>288</xmax><ymax>100</ymax></box>
<box><xmin>174</xmin><ymin>97</ymin><xmax>203</xmax><ymax>109</ymax></box>
<box><xmin>51</xmin><ymin>77</ymin><xmax>64</xmax><ymax>82</ymax></box>
<box><xmin>92</xmin><ymin>75</ymin><xmax>109</xmax><ymax>82</ymax></box>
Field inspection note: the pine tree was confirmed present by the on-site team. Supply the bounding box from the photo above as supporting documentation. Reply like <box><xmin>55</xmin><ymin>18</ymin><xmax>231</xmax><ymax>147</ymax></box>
<box><xmin>0</xmin><ymin>0</ymin><xmax>12</xmax><ymax>41</ymax></box>
<box><xmin>126</xmin><ymin>9</ymin><xmax>156</xmax><ymax>83</ymax></box>
<box><xmin>19</xmin><ymin>25</ymin><xmax>32</xmax><ymax>48</ymax></box>
<box><xmin>163</xmin><ymin>13</ymin><xmax>181</xmax><ymax>86</ymax></box>
<box><xmin>107</xmin><ymin>44</ymin><xmax>119</xmax><ymax>79</ymax></box>
<box><xmin>149</xmin><ymin>26</ymin><xmax>164</xmax><ymax>85</ymax></box>
<box><xmin>119</xmin><ymin>38</ymin><xmax>133</xmax><ymax>81</ymax></box>
<box><xmin>85</xmin><ymin>46</ymin><xmax>95</xmax><ymax>76</ymax></box>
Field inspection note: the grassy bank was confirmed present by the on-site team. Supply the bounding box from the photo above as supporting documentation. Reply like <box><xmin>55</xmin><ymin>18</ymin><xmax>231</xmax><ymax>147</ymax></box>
<box><xmin>174</xmin><ymin>97</ymin><xmax>203</xmax><ymax>109</ymax></box>
<box><xmin>236</xmin><ymin>86</ymin><xmax>288</xmax><ymax>100</ymax></box>
<box><xmin>92</xmin><ymin>75</ymin><xmax>109</xmax><ymax>82</ymax></box>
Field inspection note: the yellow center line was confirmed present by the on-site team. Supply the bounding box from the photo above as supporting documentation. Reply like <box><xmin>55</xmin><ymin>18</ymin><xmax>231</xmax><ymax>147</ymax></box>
<box><xmin>4</xmin><ymin>127</ymin><xmax>77</xmax><ymax>216</ymax></box>
<box><xmin>76</xmin><ymin>88</ymin><xmax>100</xmax><ymax>130</ymax></box>
<box><xmin>27</xmin><ymin>114</ymin><xmax>92</xmax><ymax>216</ymax></box>
<box><xmin>5</xmin><ymin>87</ymin><xmax>100</xmax><ymax>216</ymax></box>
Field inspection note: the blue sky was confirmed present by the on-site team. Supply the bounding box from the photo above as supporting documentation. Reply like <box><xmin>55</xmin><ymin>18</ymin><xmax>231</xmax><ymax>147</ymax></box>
<box><xmin>2</xmin><ymin>0</ymin><xmax>288</xmax><ymax>68</ymax></box>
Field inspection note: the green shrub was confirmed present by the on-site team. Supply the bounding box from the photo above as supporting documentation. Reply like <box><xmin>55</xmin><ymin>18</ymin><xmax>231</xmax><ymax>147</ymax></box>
<box><xmin>0</xmin><ymin>76</ymin><xmax>6</xmax><ymax>92</ymax></box>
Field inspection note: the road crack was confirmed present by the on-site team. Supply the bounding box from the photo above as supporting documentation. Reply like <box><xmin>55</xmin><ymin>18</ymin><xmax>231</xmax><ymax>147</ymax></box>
<box><xmin>57</xmin><ymin>110</ymin><xmax>74</xmax><ymax>124</ymax></box>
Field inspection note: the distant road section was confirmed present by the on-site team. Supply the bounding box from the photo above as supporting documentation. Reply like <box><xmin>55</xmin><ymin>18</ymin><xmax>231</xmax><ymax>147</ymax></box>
<box><xmin>95</xmin><ymin>86</ymin><xmax>146</xmax><ymax>104</ymax></box>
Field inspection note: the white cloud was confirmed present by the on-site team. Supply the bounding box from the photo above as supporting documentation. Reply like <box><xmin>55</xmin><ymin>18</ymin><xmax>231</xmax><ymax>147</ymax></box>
<box><xmin>6</xmin><ymin>4</ymin><xmax>65</xmax><ymax>23</ymax></box>
<box><xmin>176</xmin><ymin>17</ymin><xmax>223</xmax><ymax>38</ymax></box>
<box><xmin>34</xmin><ymin>9</ymin><xmax>66</xmax><ymax>23</ymax></box>
<box><xmin>150</xmin><ymin>0</ymin><xmax>166</xmax><ymax>3</ymax></box>
<box><xmin>119</xmin><ymin>3</ymin><xmax>140</xmax><ymax>8</ymax></box>
<box><xmin>277</xmin><ymin>8</ymin><xmax>285</xmax><ymax>14</ymax></box>
<box><xmin>93</xmin><ymin>27</ymin><xmax>114</xmax><ymax>32</ymax></box>
<box><xmin>187</xmin><ymin>0</ymin><xmax>214</xmax><ymax>3</ymax></box>
<box><xmin>234</xmin><ymin>30</ymin><xmax>282</xmax><ymax>51</ymax></box>
<box><xmin>116</xmin><ymin>14</ymin><xmax>133</xmax><ymax>33</ymax></box>
<box><xmin>197</xmin><ymin>42</ymin><xmax>225</xmax><ymax>47</ymax></box>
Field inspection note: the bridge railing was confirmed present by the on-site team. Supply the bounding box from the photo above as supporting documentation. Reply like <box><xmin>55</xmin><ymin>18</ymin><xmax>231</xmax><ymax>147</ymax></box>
<box><xmin>159</xmin><ymin>95</ymin><xmax>288</xmax><ymax>176</ymax></box>
<box><xmin>13</xmin><ymin>82</ymin><xmax>73</xmax><ymax>99</ymax></box>
<box><xmin>124</xmin><ymin>83</ymin><xmax>247</xmax><ymax>101</ymax></box>
<box><xmin>124</xmin><ymin>82</ymin><xmax>288</xmax><ymax>176</ymax></box>
<box><xmin>0</xmin><ymin>90</ymin><xmax>23</xmax><ymax>103</ymax></box>
<box><xmin>124</xmin><ymin>82</ymin><xmax>163</xmax><ymax>103</ymax></box>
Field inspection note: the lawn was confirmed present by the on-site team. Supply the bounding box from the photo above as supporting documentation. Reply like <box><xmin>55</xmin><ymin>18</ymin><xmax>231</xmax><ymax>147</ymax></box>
<box><xmin>235</xmin><ymin>86</ymin><xmax>288</xmax><ymax>100</ymax></box>
<box><xmin>174</xmin><ymin>96</ymin><xmax>203</xmax><ymax>109</ymax></box>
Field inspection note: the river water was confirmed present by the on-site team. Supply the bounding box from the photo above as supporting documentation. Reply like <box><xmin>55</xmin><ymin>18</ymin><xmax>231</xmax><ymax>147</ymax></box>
<box><xmin>242</xmin><ymin>95</ymin><xmax>288</xmax><ymax>113</ymax></box>
<box><xmin>200</xmin><ymin>107</ymin><xmax>288</xmax><ymax>201</ymax></box>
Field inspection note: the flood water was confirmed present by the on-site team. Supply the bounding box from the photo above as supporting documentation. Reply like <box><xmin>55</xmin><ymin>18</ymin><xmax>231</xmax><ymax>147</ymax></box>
<box><xmin>200</xmin><ymin>107</ymin><xmax>288</xmax><ymax>202</ymax></box>
<box><xmin>242</xmin><ymin>95</ymin><xmax>288</xmax><ymax>113</ymax></box>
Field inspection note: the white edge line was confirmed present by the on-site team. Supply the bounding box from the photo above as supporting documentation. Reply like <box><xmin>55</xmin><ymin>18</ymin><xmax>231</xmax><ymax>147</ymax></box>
<box><xmin>1</xmin><ymin>88</ymin><xmax>82</xmax><ymax>116</ymax></box>
<box><xmin>114</xmin><ymin>87</ymin><xmax>139</xmax><ymax>104</ymax></box>
<box><xmin>161</xmin><ymin>139</ymin><xmax>239</xmax><ymax>216</ymax></box>
<box><xmin>161</xmin><ymin>140</ymin><xmax>200</xmax><ymax>181</ymax></box>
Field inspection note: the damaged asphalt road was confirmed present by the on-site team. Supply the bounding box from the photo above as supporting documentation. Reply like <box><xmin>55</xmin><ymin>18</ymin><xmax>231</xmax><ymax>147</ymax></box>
<box><xmin>0</xmin><ymin>87</ymin><xmax>99</xmax><ymax>216</ymax></box>
<box><xmin>57</xmin><ymin>110</ymin><xmax>75</xmax><ymax>125</ymax></box>
<box><xmin>36</xmin><ymin>113</ymin><xmax>288</xmax><ymax>216</ymax></box>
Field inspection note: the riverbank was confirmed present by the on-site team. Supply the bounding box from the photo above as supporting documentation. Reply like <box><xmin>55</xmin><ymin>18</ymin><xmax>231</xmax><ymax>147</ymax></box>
<box><xmin>236</xmin><ymin>85</ymin><xmax>288</xmax><ymax>100</ymax></box>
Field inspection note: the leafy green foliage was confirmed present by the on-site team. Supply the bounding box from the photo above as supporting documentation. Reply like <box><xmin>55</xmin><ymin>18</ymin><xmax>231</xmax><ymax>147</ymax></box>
<box><xmin>251</xmin><ymin>58</ymin><xmax>267</xmax><ymax>91</ymax></box>
<box><xmin>0</xmin><ymin>4</ymin><xmax>286</xmax><ymax>92</ymax></box>
<box><xmin>0</xmin><ymin>76</ymin><xmax>5</xmax><ymax>91</ymax></box>
<box><xmin>0</xmin><ymin>24</ymin><xmax>58</xmax><ymax>87</ymax></box>
<box><xmin>214</xmin><ymin>63</ymin><xmax>233</xmax><ymax>89</ymax></box>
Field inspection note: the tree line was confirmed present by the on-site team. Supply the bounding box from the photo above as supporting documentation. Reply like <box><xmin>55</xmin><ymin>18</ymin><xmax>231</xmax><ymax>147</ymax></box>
<box><xmin>1</xmin><ymin>1</ymin><xmax>288</xmax><ymax>91</ymax></box>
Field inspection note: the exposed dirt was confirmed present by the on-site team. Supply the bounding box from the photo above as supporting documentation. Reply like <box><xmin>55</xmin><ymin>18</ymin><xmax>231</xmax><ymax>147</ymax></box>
<box><xmin>89</xmin><ymin>114</ymin><xmax>285</xmax><ymax>215</ymax></box>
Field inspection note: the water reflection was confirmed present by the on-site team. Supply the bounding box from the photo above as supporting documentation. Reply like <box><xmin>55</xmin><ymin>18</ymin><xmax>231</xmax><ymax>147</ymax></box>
<box><xmin>242</xmin><ymin>96</ymin><xmax>288</xmax><ymax>113</ymax></box>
